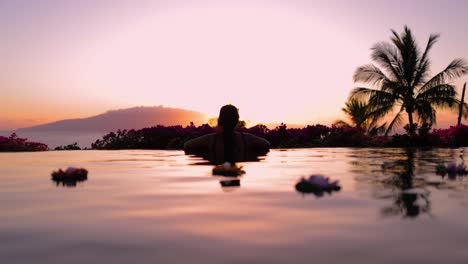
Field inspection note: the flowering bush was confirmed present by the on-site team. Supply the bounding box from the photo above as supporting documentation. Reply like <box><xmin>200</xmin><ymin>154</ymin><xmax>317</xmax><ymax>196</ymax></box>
<box><xmin>0</xmin><ymin>133</ymin><xmax>48</xmax><ymax>152</ymax></box>
<box><xmin>92</xmin><ymin>125</ymin><xmax>215</xmax><ymax>150</ymax></box>
<box><xmin>324</xmin><ymin>125</ymin><xmax>370</xmax><ymax>147</ymax></box>
<box><xmin>90</xmin><ymin>123</ymin><xmax>468</xmax><ymax>150</ymax></box>
<box><xmin>430</xmin><ymin>125</ymin><xmax>468</xmax><ymax>147</ymax></box>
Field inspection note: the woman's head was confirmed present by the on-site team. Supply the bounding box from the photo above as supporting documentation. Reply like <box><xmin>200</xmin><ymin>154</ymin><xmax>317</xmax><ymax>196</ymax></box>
<box><xmin>218</xmin><ymin>105</ymin><xmax>239</xmax><ymax>164</ymax></box>
<box><xmin>218</xmin><ymin>104</ymin><xmax>239</xmax><ymax>131</ymax></box>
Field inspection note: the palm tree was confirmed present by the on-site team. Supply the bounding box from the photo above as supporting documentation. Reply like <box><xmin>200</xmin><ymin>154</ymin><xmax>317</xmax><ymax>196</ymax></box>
<box><xmin>334</xmin><ymin>98</ymin><xmax>368</xmax><ymax>128</ymax></box>
<box><xmin>334</xmin><ymin>98</ymin><xmax>386</xmax><ymax>135</ymax></box>
<box><xmin>351</xmin><ymin>26</ymin><xmax>468</xmax><ymax>135</ymax></box>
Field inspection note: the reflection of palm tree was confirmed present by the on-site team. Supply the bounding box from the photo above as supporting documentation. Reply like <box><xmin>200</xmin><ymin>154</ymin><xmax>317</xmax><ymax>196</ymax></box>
<box><xmin>382</xmin><ymin>192</ymin><xmax>430</xmax><ymax>218</ymax></box>
<box><xmin>380</xmin><ymin>149</ymin><xmax>431</xmax><ymax>218</ymax></box>
<box><xmin>351</xmin><ymin>26</ymin><xmax>468</xmax><ymax>135</ymax></box>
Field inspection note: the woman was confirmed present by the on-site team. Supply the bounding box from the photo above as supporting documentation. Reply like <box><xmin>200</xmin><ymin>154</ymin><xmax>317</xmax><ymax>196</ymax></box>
<box><xmin>184</xmin><ymin>105</ymin><xmax>270</xmax><ymax>164</ymax></box>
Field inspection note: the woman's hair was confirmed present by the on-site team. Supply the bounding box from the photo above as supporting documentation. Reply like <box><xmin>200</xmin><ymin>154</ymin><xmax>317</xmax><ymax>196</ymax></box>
<box><xmin>218</xmin><ymin>105</ymin><xmax>239</xmax><ymax>163</ymax></box>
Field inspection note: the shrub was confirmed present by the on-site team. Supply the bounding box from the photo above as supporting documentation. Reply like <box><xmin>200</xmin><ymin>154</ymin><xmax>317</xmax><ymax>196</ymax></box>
<box><xmin>0</xmin><ymin>133</ymin><xmax>48</xmax><ymax>152</ymax></box>
<box><xmin>90</xmin><ymin>123</ymin><xmax>468</xmax><ymax>150</ymax></box>
<box><xmin>55</xmin><ymin>142</ymin><xmax>81</xmax><ymax>150</ymax></box>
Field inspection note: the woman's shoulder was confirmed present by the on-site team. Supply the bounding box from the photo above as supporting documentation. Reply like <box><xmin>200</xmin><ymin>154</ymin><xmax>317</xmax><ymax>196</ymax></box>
<box><xmin>184</xmin><ymin>133</ymin><xmax>217</xmax><ymax>153</ymax></box>
<box><xmin>239</xmin><ymin>132</ymin><xmax>270</xmax><ymax>149</ymax></box>
<box><xmin>199</xmin><ymin>132</ymin><xmax>217</xmax><ymax>139</ymax></box>
<box><xmin>240</xmin><ymin>132</ymin><xmax>265</xmax><ymax>139</ymax></box>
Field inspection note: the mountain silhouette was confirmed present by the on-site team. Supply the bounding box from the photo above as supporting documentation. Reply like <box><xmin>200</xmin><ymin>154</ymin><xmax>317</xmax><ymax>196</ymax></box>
<box><xmin>17</xmin><ymin>106</ymin><xmax>207</xmax><ymax>133</ymax></box>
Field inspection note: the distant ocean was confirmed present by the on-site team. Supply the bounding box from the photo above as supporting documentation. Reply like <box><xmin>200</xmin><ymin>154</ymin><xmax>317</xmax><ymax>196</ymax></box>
<box><xmin>0</xmin><ymin>131</ymin><xmax>105</xmax><ymax>149</ymax></box>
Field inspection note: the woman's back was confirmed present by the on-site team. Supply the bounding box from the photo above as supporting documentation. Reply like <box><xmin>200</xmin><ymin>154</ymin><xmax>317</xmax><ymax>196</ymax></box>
<box><xmin>184</xmin><ymin>104</ymin><xmax>270</xmax><ymax>164</ymax></box>
<box><xmin>184</xmin><ymin>132</ymin><xmax>270</xmax><ymax>164</ymax></box>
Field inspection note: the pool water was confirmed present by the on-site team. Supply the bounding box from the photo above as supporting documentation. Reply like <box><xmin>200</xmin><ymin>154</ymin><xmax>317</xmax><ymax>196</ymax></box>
<box><xmin>1</xmin><ymin>148</ymin><xmax>468</xmax><ymax>264</ymax></box>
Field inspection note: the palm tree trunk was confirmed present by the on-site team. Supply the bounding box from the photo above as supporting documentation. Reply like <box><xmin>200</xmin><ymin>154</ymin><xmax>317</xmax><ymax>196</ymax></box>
<box><xmin>407</xmin><ymin>111</ymin><xmax>415</xmax><ymax>135</ymax></box>
<box><xmin>458</xmin><ymin>83</ymin><xmax>466</xmax><ymax>126</ymax></box>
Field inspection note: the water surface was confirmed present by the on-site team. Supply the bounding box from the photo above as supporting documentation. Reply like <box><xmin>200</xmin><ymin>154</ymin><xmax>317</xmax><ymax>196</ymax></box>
<box><xmin>1</xmin><ymin>148</ymin><xmax>468</xmax><ymax>263</ymax></box>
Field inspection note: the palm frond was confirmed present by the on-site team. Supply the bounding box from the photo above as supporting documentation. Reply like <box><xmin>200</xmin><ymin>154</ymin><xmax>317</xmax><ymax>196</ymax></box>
<box><xmin>341</xmin><ymin>98</ymin><xmax>370</xmax><ymax>127</ymax></box>
<box><xmin>350</xmin><ymin>87</ymin><xmax>378</xmax><ymax>100</ymax></box>
<box><xmin>415</xmin><ymin>101</ymin><xmax>436</xmax><ymax>125</ymax></box>
<box><xmin>413</xmin><ymin>33</ymin><xmax>439</xmax><ymax>87</ymax></box>
<box><xmin>353</xmin><ymin>64</ymin><xmax>393</xmax><ymax>86</ymax></box>
<box><xmin>368</xmin><ymin>122</ymin><xmax>387</xmax><ymax>136</ymax></box>
<box><xmin>419</xmin><ymin>59</ymin><xmax>468</xmax><ymax>92</ymax></box>
<box><xmin>366</xmin><ymin>102</ymin><xmax>395</xmax><ymax>121</ymax></box>
<box><xmin>333</xmin><ymin>120</ymin><xmax>351</xmax><ymax>127</ymax></box>
<box><xmin>391</xmin><ymin>26</ymin><xmax>420</xmax><ymax>87</ymax></box>
<box><xmin>350</xmin><ymin>87</ymin><xmax>396</xmax><ymax>101</ymax></box>
<box><xmin>351</xmin><ymin>88</ymin><xmax>400</xmax><ymax>123</ymax></box>
<box><xmin>416</xmin><ymin>84</ymin><xmax>456</xmax><ymax>100</ymax></box>
<box><xmin>371</xmin><ymin>42</ymin><xmax>402</xmax><ymax>81</ymax></box>
<box><xmin>385</xmin><ymin>107</ymin><xmax>405</xmax><ymax>136</ymax></box>
<box><xmin>368</xmin><ymin>90</ymin><xmax>400</xmax><ymax>109</ymax></box>
<box><xmin>416</xmin><ymin>84</ymin><xmax>458</xmax><ymax>113</ymax></box>
<box><xmin>391</xmin><ymin>28</ymin><xmax>403</xmax><ymax>50</ymax></box>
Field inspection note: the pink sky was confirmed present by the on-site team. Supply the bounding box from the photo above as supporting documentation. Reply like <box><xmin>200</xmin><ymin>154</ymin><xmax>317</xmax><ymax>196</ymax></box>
<box><xmin>2</xmin><ymin>0</ymin><xmax>468</xmax><ymax>130</ymax></box>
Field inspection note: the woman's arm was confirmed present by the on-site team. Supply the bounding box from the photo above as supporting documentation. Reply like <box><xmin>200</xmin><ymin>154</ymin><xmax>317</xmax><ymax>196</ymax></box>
<box><xmin>184</xmin><ymin>134</ymin><xmax>213</xmax><ymax>154</ymax></box>
<box><xmin>245</xmin><ymin>133</ymin><xmax>270</xmax><ymax>153</ymax></box>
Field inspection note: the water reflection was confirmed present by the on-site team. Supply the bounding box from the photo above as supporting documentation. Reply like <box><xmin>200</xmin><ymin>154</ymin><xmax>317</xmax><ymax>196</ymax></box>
<box><xmin>352</xmin><ymin>148</ymin><xmax>435</xmax><ymax>218</ymax></box>
<box><xmin>212</xmin><ymin>163</ymin><xmax>244</xmax><ymax>192</ymax></box>
<box><xmin>188</xmin><ymin>152</ymin><xmax>267</xmax><ymax>165</ymax></box>
<box><xmin>435</xmin><ymin>154</ymin><xmax>467</xmax><ymax>179</ymax></box>
<box><xmin>219</xmin><ymin>179</ymin><xmax>241</xmax><ymax>192</ymax></box>
<box><xmin>380</xmin><ymin>149</ymin><xmax>433</xmax><ymax>218</ymax></box>
<box><xmin>188</xmin><ymin>151</ymin><xmax>263</xmax><ymax>192</ymax></box>
<box><xmin>380</xmin><ymin>190</ymin><xmax>431</xmax><ymax>218</ymax></box>
<box><xmin>51</xmin><ymin>176</ymin><xmax>88</xmax><ymax>187</ymax></box>
<box><xmin>187</xmin><ymin>159</ymin><xmax>245</xmax><ymax>191</ymax></box>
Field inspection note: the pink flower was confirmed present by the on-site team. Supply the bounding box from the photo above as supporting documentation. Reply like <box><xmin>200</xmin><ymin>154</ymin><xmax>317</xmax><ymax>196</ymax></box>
<box><xmin>456</xmin><ymin>163</ymin><xmax>465</xmax><ymax>172</ymax></box>
<box><xmin>446</xmin><ymin>163</ymin><xmax>457</xmax><ymax>172</ymax></box>
<box><xmin>302</xmin><ymin>175</ymin><xmax>340</xmax><ymax>189</ymax></box>
<box><xmin>65</xmin><ymin>167</ymin><xmax>78</xmax><ymax>174</ymax></box>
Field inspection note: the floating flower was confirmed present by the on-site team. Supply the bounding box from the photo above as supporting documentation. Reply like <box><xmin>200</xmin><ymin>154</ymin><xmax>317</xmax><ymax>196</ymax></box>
<box><xmin>51</xmin><ymin>167</ymin><xmax>88</xmax><ymax>187</ymax></box>
<box><xmin>435</xmin><ymin>162</ymin><xmax>467</xmax><ymax>177</ymax></box>
<box><xmin>295</xmin><ymin>175</ymin><xmax>341</xmax><ymax>196</ymax></box>
<box><xmin>212</xmin><ymin>162</ymin><xmax>245</xmax><ymax>177</ymax></box>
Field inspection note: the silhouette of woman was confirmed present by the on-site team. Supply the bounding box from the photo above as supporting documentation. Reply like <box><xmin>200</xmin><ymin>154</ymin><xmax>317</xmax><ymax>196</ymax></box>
<box><xmin>184</xmin><ymin>105</ymin><xmax>270</xmax><ymax>164</ymax></box>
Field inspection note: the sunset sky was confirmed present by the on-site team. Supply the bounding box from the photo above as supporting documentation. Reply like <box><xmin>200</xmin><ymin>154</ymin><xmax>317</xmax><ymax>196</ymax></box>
<box><xmin>2</xmin><ymin>0</ymin><xmax>468</xmax><ymax>130</ymax></box>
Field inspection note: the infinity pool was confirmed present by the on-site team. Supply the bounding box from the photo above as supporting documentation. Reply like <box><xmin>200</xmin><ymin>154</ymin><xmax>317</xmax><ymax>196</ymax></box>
<box><xmin>1</xmin><ymin>148</ymin><xmax>467</xmax><ymax>263</ymax></box>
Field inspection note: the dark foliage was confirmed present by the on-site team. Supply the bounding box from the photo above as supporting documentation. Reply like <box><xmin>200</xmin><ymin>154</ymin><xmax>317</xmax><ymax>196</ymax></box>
<box><xmin>55</xmin><ymin>142</ymin><xmax>81</xmax><ymax>150</ymax></box>
<box><xmin>91</xmin><ymin>123</ymin><xmax>468</xmax><ymax>150</ymax></box>
<box><xmin>0</xmin><ymin>133</ymin><xmax>48</xmax><ymax>152</ymax></box>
